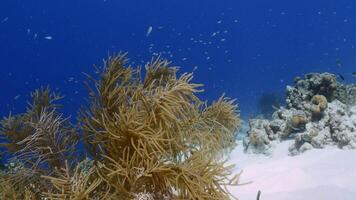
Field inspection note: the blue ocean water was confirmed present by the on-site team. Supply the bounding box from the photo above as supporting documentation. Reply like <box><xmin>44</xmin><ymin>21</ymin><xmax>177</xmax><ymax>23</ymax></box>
<box><xmin>1</xmin><ymin>0</ymin><xmax>356</xmax><ymax>120</ymax></box>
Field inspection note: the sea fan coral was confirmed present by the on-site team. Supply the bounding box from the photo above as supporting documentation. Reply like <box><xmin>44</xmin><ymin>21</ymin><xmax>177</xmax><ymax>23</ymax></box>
<box><xmin>0</xmin><ymin>53</ymin><xmax>241</xmax><ymax>200</ymax></box>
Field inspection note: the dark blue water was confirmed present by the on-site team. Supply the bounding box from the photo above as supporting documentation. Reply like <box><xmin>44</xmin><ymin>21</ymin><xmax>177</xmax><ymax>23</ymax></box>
<box><xmin>1</xmin><ymin>0</ymin><xmax>356</xmax><ymax>119</ymax></box>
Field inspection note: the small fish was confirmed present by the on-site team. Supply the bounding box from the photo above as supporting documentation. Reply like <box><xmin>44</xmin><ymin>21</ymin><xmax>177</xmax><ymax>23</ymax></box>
<box><xmin>146</xmin><ymin>26</ymin><xmax>153</xmax><ymax>37</ymax></box>
<box><xmin>272</xmin><ymin>105</ymin><xmax>279</xmax><ymax>110</ymax></box>
<box><xmin>337</xmin><ymin>73</ymin><xmax>345</xmax><ymax>81</ymax></box>
<box><xmin>1</xmin><ymin>17</ymin><xmax>8</xmax><ymax>23</ymax></box>
<box><xmin>14</xmin><ymin>95</ymin><xmax>21</xmax><ymax>100</ymax></box>
<box><xmin>44</xmin><ymin>36</ymin><xmax>53</xmax><ymax>40</ymax></box>
<box><xmin>352</xmin><ymin>72</ymin><xmax>356</xmax><ymax>77</ymax></box>
<box><xmin>291</xmin><ymin>126</ymin><xmax>302</xmax><ymax>131</ymax></box>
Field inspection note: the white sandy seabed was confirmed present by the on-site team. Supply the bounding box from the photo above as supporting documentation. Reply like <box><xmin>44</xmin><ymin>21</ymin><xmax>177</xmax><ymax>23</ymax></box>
<box><xmin>227</xmin><ymin>140</ymin><xmax>356</xmax><ymax>200</ymax></box>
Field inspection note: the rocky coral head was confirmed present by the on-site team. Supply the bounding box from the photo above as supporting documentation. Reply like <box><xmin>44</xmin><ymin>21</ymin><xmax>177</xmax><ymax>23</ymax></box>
<box><xmin>308</xmin><ymin>73</ymin><xmax>338</xmax><ymax>100</ymax></box>
<box><xmin>286</xmin><ymin>72</ymin><xmax>340</xmax><ymax>110</ymax></box>
<box><xmin>310</xmin><ymin>94</ymin><xmax>328</xmax><ymax>120</ymax></box>
<box><xmin>291</xmin><ymin>114</ymin><xmax>307</xmax><ymax>130</ymax></box>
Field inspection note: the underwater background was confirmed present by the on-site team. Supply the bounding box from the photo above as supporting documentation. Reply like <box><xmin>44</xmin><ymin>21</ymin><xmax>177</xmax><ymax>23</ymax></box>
<box><xmin>2</xmin><ymin>1</ymin><xmax>356</xmax><ymax>200</ymax></box>
<box><xmin>1</xmin><ymin>0</ymin><xmax>356</xmax><ymax>120</ymax></box>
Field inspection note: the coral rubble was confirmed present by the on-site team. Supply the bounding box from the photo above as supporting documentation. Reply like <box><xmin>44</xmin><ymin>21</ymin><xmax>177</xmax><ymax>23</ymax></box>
<box><xmin>243</xmin><ymin>72</ymin><xmax>356</xmax><ymax>155</ymax></box>
<box><xmin>0</xmin><ymin>53</ymin><xmax>241</xmax><ymax>199</ymax></box>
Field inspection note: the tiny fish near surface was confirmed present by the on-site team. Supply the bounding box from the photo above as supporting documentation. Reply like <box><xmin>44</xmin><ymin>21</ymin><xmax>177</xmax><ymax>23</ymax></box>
<box><xmin>14</xmin><ymin>95</ymin><xmax>21</xmax><ymax>100</ymax></box>
<box><xmin>146</xmin><ymin>26</ymin><xmax>153</xmax><ymax>37</ymax></box>
<box><xmin>1</xmin><ymin>17</ymin><xmax>9</xmax><ymax>23</ymax></box>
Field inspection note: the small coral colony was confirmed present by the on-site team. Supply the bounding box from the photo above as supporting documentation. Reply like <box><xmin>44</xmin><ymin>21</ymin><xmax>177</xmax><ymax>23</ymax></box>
<box><xmin>0</xmin><ymin>53</ymin><xmax>241</xmax><ymax>200</ymax></box>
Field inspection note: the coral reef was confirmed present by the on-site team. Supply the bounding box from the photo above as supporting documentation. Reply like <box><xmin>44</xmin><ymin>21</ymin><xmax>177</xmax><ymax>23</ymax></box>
<box><xmin>0</xmin><ymin>53</ymin><xmax>241</xmax><ymax>199</ymax></box>
<box><xmin>244</xmin><ymin>72</ymin><xmax>356</xmax><ymax>155</ymax></box>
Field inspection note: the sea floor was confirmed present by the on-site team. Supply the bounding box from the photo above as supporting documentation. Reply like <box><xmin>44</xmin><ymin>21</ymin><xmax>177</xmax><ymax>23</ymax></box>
<box><xmin>227</xmin><ymin>140</ymin><xmax>356</xmax><ymax>200</ymax></box>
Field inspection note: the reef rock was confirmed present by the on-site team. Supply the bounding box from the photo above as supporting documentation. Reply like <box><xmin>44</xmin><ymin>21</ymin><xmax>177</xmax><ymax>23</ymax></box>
<box><xmin>244</xmin><ymin>72</ymin><xmax>356</xmax><ymax>155</ymax></box>
<box><xmin>334</xmin><ymin>84</ymin><xmax>356</xmax><ymax>105</ymax></box>
<box><xmin>286</xmin><ymin>72</ymin><xmax>339</xmax><ymax>110</ymax></box>
<box><xmin>243</xmin><ymin>119</ymin><xmax>275</xmax><ymax>154</ymax></box>
<box><xmin>289</xmin><ymin>100</ymin><xmax>356</xmax><ymax>155</ymax></box>
<box><xmin>243</xmin><ymin>108</ymin><xmax>309</xmax><ymax>154</ymax></box>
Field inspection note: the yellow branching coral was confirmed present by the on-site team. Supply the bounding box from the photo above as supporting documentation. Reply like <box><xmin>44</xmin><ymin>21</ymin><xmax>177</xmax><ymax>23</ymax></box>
<box><xmin>80</xmin><ymin>53</ymin><xmax>241</xmax><ymax>199</ymax></box>
<box><xmin>0</xmin><ymin>87</ymin><xmax>79</xmax><ymax>198</ymax></box>
<box><xmin>1</xmin><ymin>99</ymin><xmax>78</xmax><ymax>171</ymax></box>
<box><xmin>0</xmin><ymin>168</ymin><xmax>44</xmax><ymax>200</ymax></box>
<box><xmin>42</xmin><ymin>160</ymin><xmax>104</xmax><ymax>200</ymax></box>
<box><xmin>0</xmin><ymin>180</ymin><xmax>36</xmax><ymax>200</ymax></box>
<box><xmin>0</xmin><ymin>87</ymin><xmax>64</xmax><ymax>154</ymax></box>
<box><xmin>14</xmin><ymin>109</ymin><xmax>77</xmax><ymax>169</ymax></box>
<box><xmin>0</xmin><ymin>53</ymin><xmax>241</xmax><ymax>200</ymax></box>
